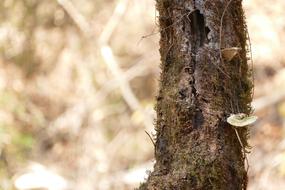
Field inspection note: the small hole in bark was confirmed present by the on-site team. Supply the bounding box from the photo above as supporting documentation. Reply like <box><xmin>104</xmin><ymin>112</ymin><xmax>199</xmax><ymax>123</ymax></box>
<box><xmin>205</xmin><ymin>26</ymin><xmax>210</xmax><ymax>41</ymax></box>
<box><xmin>179</xmin><ymin>88</ymin><xmax>187</xmax><ymax>99</ymax></box>
<box><xmin>184</xmin><ymin>67</ymin><xmax>190</xmax><ymax>73</ymax></box>
<box><xmin>193</xmin><ymin>110</ymin><xmax>204</xmax><ymax>128</ymax></box>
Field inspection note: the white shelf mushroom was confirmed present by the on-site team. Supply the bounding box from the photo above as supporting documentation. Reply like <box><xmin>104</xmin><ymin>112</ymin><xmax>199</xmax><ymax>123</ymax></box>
<box><xmin>227</xmin><ymin>113</ymin><xmax>258</xmax><ymax>127</ymax></box>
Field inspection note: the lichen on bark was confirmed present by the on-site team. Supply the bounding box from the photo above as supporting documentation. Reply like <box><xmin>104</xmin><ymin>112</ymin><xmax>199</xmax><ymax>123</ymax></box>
<box><xmin>139</xmin><ymin>0</ymin><xmax>252</xmax><ymax>189</ymax></box>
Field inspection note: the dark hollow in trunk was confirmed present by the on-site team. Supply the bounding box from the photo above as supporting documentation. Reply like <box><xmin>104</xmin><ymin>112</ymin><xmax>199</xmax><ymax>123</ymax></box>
<box><xmin>139</xmin><ymin>0</ymin><xmax>252</xmax><ymax>189</ymax></box>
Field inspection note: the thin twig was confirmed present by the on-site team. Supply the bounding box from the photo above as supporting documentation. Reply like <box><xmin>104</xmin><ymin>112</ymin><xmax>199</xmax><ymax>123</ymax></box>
<box><xmin>99</xmin><ymin>0</ymin><xmax>129</xmax><ymax>44</ymax></box>
<box><xmin>57</xmin><ymin>0</ymin><xmax>91</xmax><ymax>35</ymax></box>
<box><xmin>219</xmin><ymin>0</ymin><xmax>234</xmax><ymax>78</ymax></box>
<box><xmin>145</xmin><ymin>131</ymin><xmax>155</xmax><ymax>147</ymax></box>
<box><xmin>138</xmin><ymin>10</ymin><xmax>196</xmax><ymax>44</ymax></box>
<box><xmin>219</xmin><ymin>0</ymin><xmax>234</xmax><ymax>61</ymax></box>
<box><xmin>246</xmin><ymin>27</ymin><xmax>255</xmax><ymax>102</ymax></box>
<box><xmin>234</xmin><ymin>128</ymin><xmax>249</xmax><ymax>172</ymax></box>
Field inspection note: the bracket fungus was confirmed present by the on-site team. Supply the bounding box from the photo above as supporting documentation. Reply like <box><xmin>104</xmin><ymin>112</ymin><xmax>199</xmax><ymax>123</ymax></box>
<box><xmin>221</xmin><ymin>47</ymin><xmax>242</xmax><ymax>61</ymax></box>
<box><xmin>227</xmin><ymin>113</ymin><xmax>258</xmax><ymax>127</ymax></box>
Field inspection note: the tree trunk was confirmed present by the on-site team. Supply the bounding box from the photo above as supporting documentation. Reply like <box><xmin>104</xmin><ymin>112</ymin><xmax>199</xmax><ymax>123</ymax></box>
<box><xmin>139</xmin><ymin>0</ymin><xmax>252</xmax><ymax>189</ymax></box>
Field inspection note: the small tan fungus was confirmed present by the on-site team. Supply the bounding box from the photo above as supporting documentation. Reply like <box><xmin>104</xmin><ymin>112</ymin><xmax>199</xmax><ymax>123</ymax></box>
<box><xmin>221</xmin><ymin>47</ymin><xmax>242</xmax><ymax>61</ymax></box>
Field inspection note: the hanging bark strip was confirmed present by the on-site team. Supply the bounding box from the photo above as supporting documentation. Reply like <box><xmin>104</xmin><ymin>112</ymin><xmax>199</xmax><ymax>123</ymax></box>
<box><xmin>138</xmin><ymin>0</ymin><xmax>252</xmax><ymax>189</ymax></box>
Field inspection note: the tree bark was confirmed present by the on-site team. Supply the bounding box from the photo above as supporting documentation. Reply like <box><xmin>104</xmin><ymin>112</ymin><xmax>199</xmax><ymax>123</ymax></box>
<box><xmin>139</xmin><ymin>0</ymin><xmax>252</xmax><ymax>189</ymax></box>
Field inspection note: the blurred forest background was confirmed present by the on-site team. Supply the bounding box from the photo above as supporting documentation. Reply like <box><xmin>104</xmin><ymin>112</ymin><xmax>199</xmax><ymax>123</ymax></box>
<box><xmin>0</xmin><ymin>0</ymin><xmax>285</xmax><ymax>189</ymax></box>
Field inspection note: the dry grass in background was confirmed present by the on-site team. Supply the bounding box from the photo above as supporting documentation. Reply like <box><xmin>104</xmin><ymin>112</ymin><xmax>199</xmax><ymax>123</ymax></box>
<box><xmin>0</xmin><ymin>0</ymin><xmax>285</xmax><ymax>189</ymax></box>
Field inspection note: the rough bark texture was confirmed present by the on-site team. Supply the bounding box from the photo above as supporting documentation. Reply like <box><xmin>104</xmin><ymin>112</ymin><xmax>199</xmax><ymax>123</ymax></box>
<box><xmin>139</xmin><ymin>0</ymin><xmax>252</xmax><ymax>190</ymax></box>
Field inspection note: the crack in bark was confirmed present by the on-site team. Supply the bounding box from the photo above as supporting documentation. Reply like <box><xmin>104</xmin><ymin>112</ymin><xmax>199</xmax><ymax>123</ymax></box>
<box><xmin>188</xmin><ymin>9</ymin><xmax>209</xmax><ymax>128</ymax></box>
